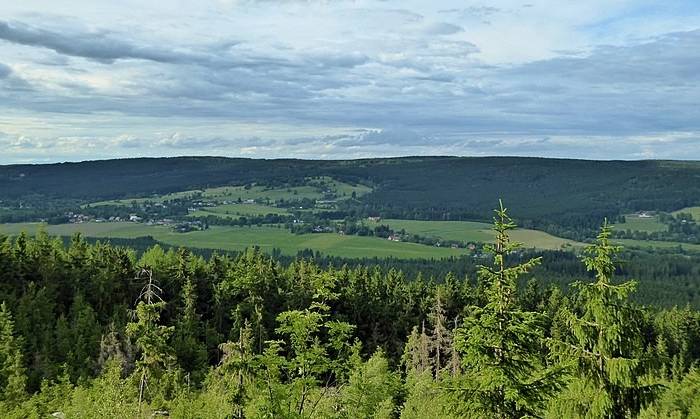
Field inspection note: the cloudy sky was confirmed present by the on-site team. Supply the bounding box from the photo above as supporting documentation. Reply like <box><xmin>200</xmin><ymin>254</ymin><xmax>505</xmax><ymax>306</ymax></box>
<box><xmin>1</xmin><ymin>0</ymin><xmax>699</xmax><ymax>163</ymax></box>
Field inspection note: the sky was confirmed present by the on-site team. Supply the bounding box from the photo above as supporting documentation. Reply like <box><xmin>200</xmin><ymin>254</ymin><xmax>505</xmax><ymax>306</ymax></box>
<box><xmin>1</xmin><ymin>0</ymin><xmax>700</xmax><ymax>164</ymax></box>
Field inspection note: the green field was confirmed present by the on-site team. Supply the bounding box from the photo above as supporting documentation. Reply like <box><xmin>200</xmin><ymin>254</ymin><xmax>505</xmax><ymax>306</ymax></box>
<box><xmin>381</xmin><ymin>219</ymin><xmax>581</xmax><ymax>250</ymax></box>
<box><xmin>615</xmin><ymin>214</ymin><xmax>668</xmax><ymax>233</ymax></box>
<box><xmin>188</xmin><ymin>203</ymin><xmax>290</xmax><ymax>218</ymax></box>
<box><xmin>672</xmin><ymin>206</ymin><xmax>700</xmax><ymax>220</ymax></box>
<box><xmin>86</xmin><ymin>177</ymin><xmax>372</xmax><ymax>208</ymax></box>
<box><xmin>0</xmin><ymin>222</ymin><xmax>466</xmax><ymax>259</ymax></box>
<box><xmin>86</xmin><ymin>190</ymin><xmax>199</xmax><ymax>207</ymax></box>
<box><xmin>614</xmin><ymin>238</ymin><xmax>700</xmax><ymax>253</ymax></box>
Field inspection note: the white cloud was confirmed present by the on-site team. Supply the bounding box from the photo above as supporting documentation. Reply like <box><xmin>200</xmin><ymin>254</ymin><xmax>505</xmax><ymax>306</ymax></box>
<box><xmin>0</xmin><ymin>0</ymin><xmax>699</xmax><ymax>163</ymax></box>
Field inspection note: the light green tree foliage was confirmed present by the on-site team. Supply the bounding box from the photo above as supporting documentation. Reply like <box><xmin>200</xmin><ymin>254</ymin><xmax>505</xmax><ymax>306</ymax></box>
<box><xmin>341</xmin><ymin>350</ymin><xmax>400</xmax><ymax>419</ymax></box>
<box><xmin>8</xmin><ymin>372</ymin><xmax>74</xmax><ymax>419</ymax></box>
<box><xmin>63</xmin><ymin>359</ymin><xmax>140</xmax><ymax>419</ymax></box>
<box><xmin>548</xmin><ymin>222</ymin><xmax>661</xmax><ymax>418</ymax></box>
<box><xmin>247</xmin><ymin>301</ymin><xmax>357</xmax><ymax>418</ymax></box>
<box><xmin>400</xmin><ymin>370</ymin><xmax>461</xmax><ymax>419</ymax></box>
<box><xmin>452</xmin><ymin>200</ymin><xmax>564</xmax><ymax>418</ymax></box>
<box><xmin>191</xmin><ymin>320</ymin><xmax>256</xmax><ymax>419</ymax></box>
<box><xmin>141</xmin><ymin>323</ymin><xmax>254</xmax><ymax>419</ymax></box>
<box><xmin>639</xmin><ymin>367</ymin><xmax>700</xmax><ymax>418</ymax></box>
<box><xmin>0</xmin><ymin>302</ymin><xmax>27</xmax><ymax>406</ymax></box>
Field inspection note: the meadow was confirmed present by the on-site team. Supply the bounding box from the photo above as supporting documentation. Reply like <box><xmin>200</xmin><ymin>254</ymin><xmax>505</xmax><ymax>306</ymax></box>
<box><xmin>86</xmin><ymin>177</ymin><xmax>372</xmax><ymax>208</ymax></box>
<box><xmin>0</xmin><ymin>222</ymin><xmax>466</xmax><ymax>259</ymax></box>
<box><xmin>615</xmin><ymin>238</ymin><xmax>700</xmax><ymax>253</ymax></box>
<box><xmin>188</xmin><ymin>203</ymin><xmax>290</xmax><ymax>218</ymax></box>
<box><xmin>381</xmin><ymin>219</ymin><xmax>582</xmax><ymax>249</ymax></box>
<box><xmin>616</xmin><ymin>214</ymin><xmax>668</xmax><ymax>233</ymax></box>
<box><xmin>673</xmin><ymin>206</ymin><xmax>700</xmax><ymax>220</ymax></box>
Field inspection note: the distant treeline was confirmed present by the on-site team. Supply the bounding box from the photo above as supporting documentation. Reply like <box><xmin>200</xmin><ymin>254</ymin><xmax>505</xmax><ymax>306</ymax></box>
<box><xmin>50</xmin><ymin>232</ymin><xmax>700</xmax><ymax>309</ymax></box>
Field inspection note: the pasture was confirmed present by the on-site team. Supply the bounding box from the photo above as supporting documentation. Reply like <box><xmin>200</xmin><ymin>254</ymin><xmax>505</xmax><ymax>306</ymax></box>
<box><xmin>0</xmin><ymin>222</ymin><xmax>466</xmax><ymax>259</ymax></box>
<box><xmin>616</xmin><ymin>214</ymin><xmax>667</xmax><ymax>233</ymax></box>
<box><xmin>673</xmin><ymin>206</ymin><xmax>700</xmax><ymax>221</ymax></box>
<box><xmin>381</xmin><ymin>219</ymin><xmax>581</xmax><ymax>250</ymax></box>
<box><xmin>85</xmin><ymin>177</ymin><xmax>372</xmax><ymax>208</ymax></box>
<box><xmin>188</xmin><ymin>203</ymin><xmax>290</xmax><ymax>218</ymax></box>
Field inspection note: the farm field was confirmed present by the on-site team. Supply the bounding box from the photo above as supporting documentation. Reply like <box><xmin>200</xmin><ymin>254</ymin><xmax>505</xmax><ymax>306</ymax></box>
<box><xmin>381</xmin><ymin>219</ymin><xmax>582</xmax><ymax>250</ymax></box>
<box><xmin>86</xmin><ymin>190</ymin><xmax>198</xmax><ymax>207</ymax></box>
<box><xmin>0</xmin><ymin>222</ymin><xmax>466</xmax><ymax>259</ymax></box>
<box><xmin>614</xmin><ymin>238</ymin><xmax>700</xmax><ymax>253</ymax></box>
<box><xmin>188</xmin><ymin>203</ymin><xmax>290</xmax><ymax>218</ymax></box>
<box><xmin>86</xmin><ymin>177</ymin><xmax>372</xmax><ymax>208</ymax></box>
<box><xmin>615</xmin><ymin>214</ymin><xmax>668</xmax><ymax>233</ymax></box>
<box><xmin>672</xmin><ymin>206</ymin><xmax>700</xmax><ymax>220</ymax></box>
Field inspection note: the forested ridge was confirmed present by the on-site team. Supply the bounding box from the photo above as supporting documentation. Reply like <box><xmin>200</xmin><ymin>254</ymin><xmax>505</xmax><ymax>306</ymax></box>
<box><xmin>3</xmin><ymin>156</ymin><xmax>700</xmax><ymax>237</ymax></box>
<box><xmin>1</xmin><ymin>204</ymin><xmax>700</xmax><ymax>418</ymax></box>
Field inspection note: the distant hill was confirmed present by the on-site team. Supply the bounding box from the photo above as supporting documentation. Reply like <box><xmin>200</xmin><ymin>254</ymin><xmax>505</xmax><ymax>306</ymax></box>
<box><xmin>2</xmin><ymin>156</ymin><xmax>700</xmax><ymax>237</ymax></box>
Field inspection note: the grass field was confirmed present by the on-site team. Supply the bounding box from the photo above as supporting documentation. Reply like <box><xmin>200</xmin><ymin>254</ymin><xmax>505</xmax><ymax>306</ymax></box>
<box><xmin>381</xmin><ymin>219</ymin><xmax>582</xmax><ymax>250</ymax></box>
<box><xmin>188</xmin><ymin>204</ymin><xmax>290</xmax><ymax>218</ymax></box>
<box><xmin>86</xmin><ymin>190</ymin><xmax>199</xmax><ymax>207</ymax></box>
<box><xmin>86</xmin><ymin>177</ymin><xmax>372</xmax><ymax>208</ymax></box>
<box><xmin>614</xmin><ymin>238</ymin><xmax>700</xmax><ymax>253</ymax></box>
<box><xmin>615</xmin><ymin>214</ymin><xmax>668</xmax><ymax>233</ymax></box>
<box><xmin>0</xmin><ymin>222</ymin><xmax>466</xmax><ymax>259</ymax></box>
<box><xmin>672</xmin><ymin>206</ymin><xmax>700</xmax><ymax>220</ymax></box>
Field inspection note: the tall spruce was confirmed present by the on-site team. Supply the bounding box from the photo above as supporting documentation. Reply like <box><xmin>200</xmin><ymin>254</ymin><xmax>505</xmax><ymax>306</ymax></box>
<box><xmin>452</xmin><ymin>200</ymin><xmax>563</xmax><ymax>418</ymax></box>
<box><xmin>125</xmin><ymin>268</ymin><xmax>175</xmax><ymax>409</ymax></box>
<box><xmin>549</xmin><ymin>221</ymin><xmax>662</xmax><ymax>418</ymax></box>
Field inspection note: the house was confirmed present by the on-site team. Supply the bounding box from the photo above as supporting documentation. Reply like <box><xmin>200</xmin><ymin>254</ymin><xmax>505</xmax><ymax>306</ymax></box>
<box><xmin>368</xmin><ymin>216</ymin><xmax>381</xmax><ymax>222</ymax></box>
<box><xmin>129</xmin><ymin>214</ymin><xmax>142</xmax><ymax>222</ymax></box>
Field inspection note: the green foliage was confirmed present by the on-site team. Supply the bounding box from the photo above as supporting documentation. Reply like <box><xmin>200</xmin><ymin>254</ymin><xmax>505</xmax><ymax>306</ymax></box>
<box><xmin>638</xmin><ymin>367</ymin><xmax>700</xmax><ymax>418</ymax></box>
<box><xmin>549</xmin><ymin>222</ymin><xmax>662</xmax><ymax>418</ymax></box>
<box><xmin>125</xmin><ymin>269</ymin><xmax>176</xmax><ymax>407</ymax></box>
<box><xmin>452</xmin><ymin>201</ymin><xmax>564</xmax><ymax>418</ymax></box>
<box><xmin>63</xmin><ymin>359</ymin><xmax>140</xmax><ymax>418</ymax></box>
<box><xmin>341</xmin><ymin>350</ymin><xmax>400</xmax><ymax>419</ymax></box>
<box><xmin>0</xmin><ymin>208</ymin><xmax>699</xmax><ymax>417</ymax></box>
<box><xmin>0</xmin><ymin>302</ymin><xmax>27</xmax><ymax>405</ymax></box>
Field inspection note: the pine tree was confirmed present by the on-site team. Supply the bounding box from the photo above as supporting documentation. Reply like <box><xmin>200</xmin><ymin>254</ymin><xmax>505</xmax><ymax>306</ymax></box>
<box><xmin>428</xmin><ymin>287</ymin><xmax>453</xmax><ymax>378</ymax></box>
<box><xmin>402</xmin><ymin>324</ymin><xmax>432</xmax><ymax>376</ymax></box>
<box><xmin>0</xmin><ymin>302</ymin><xmax>27</xmax><ymax>405</ymax></box>
<box><xmin>125</xmin><ymin>268</ymin><xmax>175</xmax><ymax>409</ymax></box>
<box><xmin>452</xmin><ymin>200</ymin><xmax>564</xmax><ymax>418</ymax></box>
<box><xmin>172</xmin><ymin>277</ymin><xmax>207</xmax><ymax>383</ymax></box>
<box><xmin>216</xmin><ymin>320</ymin><xmax>254</xmax><ymax>418</ymax></box>
<box><xmin>549</xmin><ymin>221</ymin><xmax>662</xmax><ymax>418</ymax></box>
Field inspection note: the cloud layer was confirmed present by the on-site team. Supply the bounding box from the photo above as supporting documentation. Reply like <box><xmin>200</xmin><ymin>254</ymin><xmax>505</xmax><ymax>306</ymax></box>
<box><xmin>0</xmin><ymin>0</ymin><xmax>699</xmax><ymax>163</ymax></box>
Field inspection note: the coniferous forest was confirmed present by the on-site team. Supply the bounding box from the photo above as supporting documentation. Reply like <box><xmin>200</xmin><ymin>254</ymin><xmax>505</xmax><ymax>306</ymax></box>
<box><xmin>0</xmin><ymin>203</ymin><xmax>699</xmax><ymax>418</ymax></box>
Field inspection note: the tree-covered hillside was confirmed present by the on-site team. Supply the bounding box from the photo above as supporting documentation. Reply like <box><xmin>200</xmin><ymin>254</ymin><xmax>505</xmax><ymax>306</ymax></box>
<box><xmin>2</xmin><ymin>157</ymin><xmax>700</xmax><ymax>238</ymax></box>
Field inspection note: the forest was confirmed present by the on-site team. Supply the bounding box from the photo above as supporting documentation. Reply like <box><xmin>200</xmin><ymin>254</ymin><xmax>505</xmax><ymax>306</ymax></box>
<box><xmin>1</xmin><ymin>203</ymin><xmax>700</xmax><ymax>418</ymax></box>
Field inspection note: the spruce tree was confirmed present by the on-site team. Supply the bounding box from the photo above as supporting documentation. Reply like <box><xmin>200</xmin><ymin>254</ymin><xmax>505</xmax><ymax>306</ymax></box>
<box><xmin>549</xmin><ymin>222</ymin><xmax>662</xmax><ymax>418</ymax></box>
<box><xmin>452</xmin><ymin>200</ymin><xmax>563</xmax><ymax>418</ymax></box>
<box><xmin>172</xmin><ymin>277</ymin><xmax>207</xmax><ymax>383</ymax></box>
<box><xmin>125</xmin><ymin>268</ymin><xmax>175</xmax><ymax>409</ymax></box>
<box><xmin>0</xmin><ymin>302</ymin><xmax>27</xmax><ymax>405</ymax></box>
